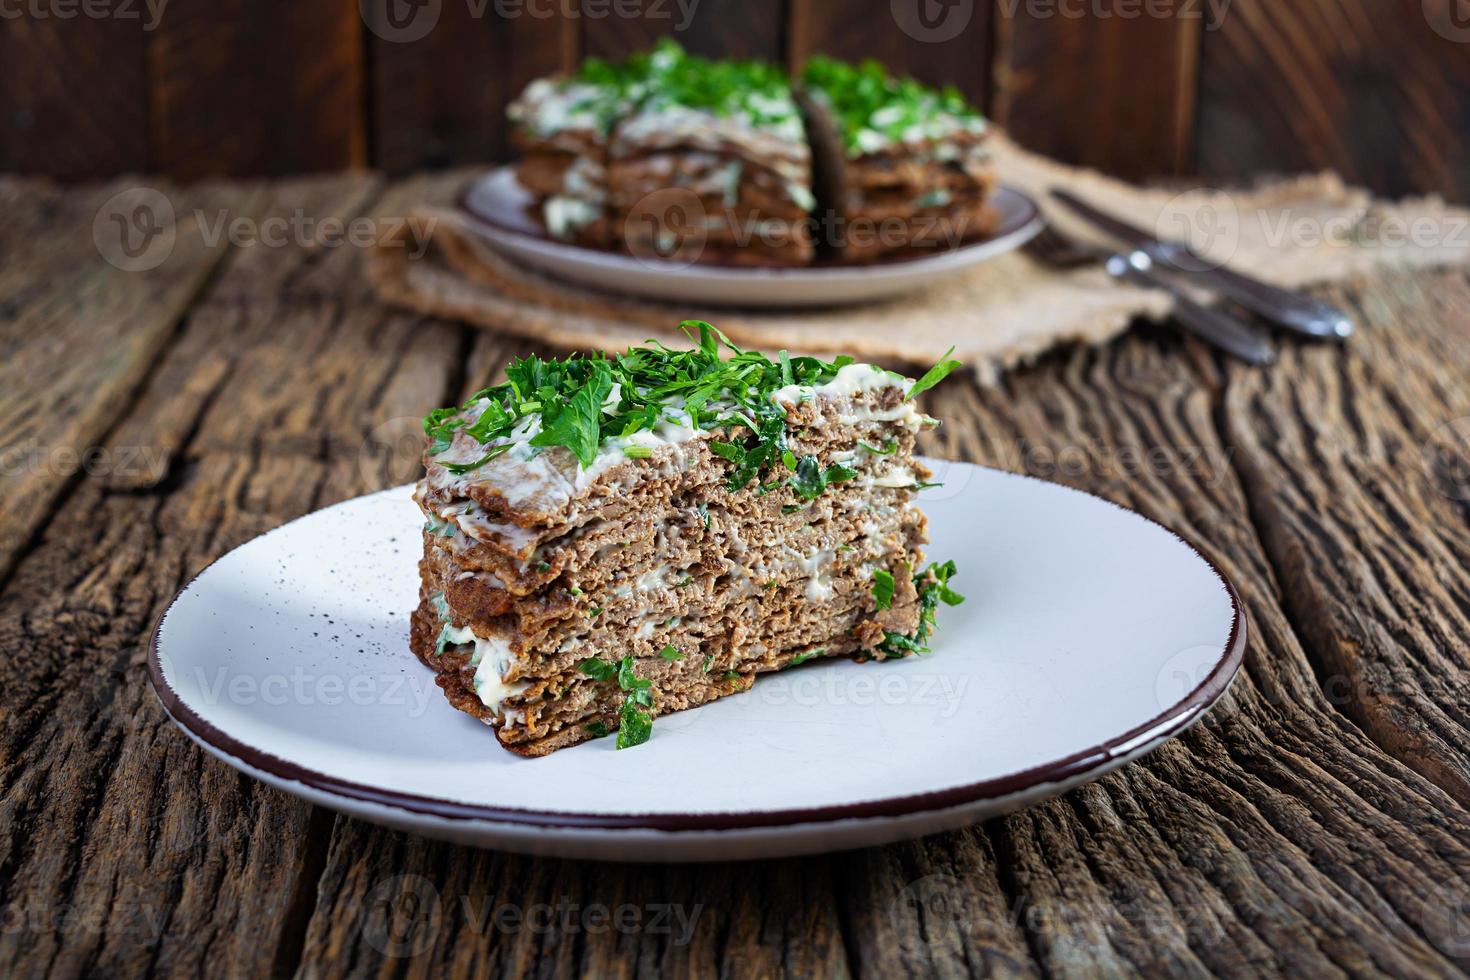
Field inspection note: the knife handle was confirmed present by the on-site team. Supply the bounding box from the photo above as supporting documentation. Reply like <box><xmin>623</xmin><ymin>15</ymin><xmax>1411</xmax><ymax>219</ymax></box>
<box><xmin>1188</xmin><ymin>262</ymin><xmax>1354</xmax><ymax>339</ymax></box>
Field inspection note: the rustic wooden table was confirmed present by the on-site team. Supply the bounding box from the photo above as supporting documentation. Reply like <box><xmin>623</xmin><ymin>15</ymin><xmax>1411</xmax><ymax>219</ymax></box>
<box><xmin>3</xmin><ymin>172</ymin><xmax>1469</xmax><ymax>978</ymax></box>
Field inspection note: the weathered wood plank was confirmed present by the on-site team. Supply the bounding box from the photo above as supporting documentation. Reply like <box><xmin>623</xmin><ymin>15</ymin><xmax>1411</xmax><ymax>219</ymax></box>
<box><xmin>148</xmin><ymin>0</ymin><xmax>367</xmax><ymax>178</ymax></box>
<box><xmin>581</xmin><ymin>0</ymin><xmax>784</xmax><ymax>62</ymax></box>
<box><xmin>788</xmin><ymin>0</ymin><xmax>990</xmax><ymax>107</ymax></box>
<box><xmin>989</xmin><ymin>3</ymin><xmax>1200</xmax><ymax>178</ymax></box>
<box><xmin>7</xmin><ymin>169</ymin><xmax>1470</xmax><ymax>978</ymax></box>
<box><xmin>0</xmin><ymin>12</ymin><xmax>149</xmax><ymax>177</ymax></box>
<box><xmin>920</xmin><ymin>329</ymin><xmax>1470</xmax><ymax>977</ymax></box>
<box><xmin>1223</xmin><ymin>270</ymin><xmax>1470</xmax><ymax>807</ymax></box>
<box><xmin>0</xmin><ymin>177</ymin><xmax>463</xmax><ymax>978</ymax></box>
<box><xmin>0</xmin><ymin>178</ymin><xmax>250</xmax><ymax>584</ymax></box>
<box><xmin>1196</xmin><ymin>1</ymin><xmax>1470</xmax><ymax>201</ymax></box>
<box><xmin>371</xmin><ymin>4</ymin><xmax>572</xmax><ymax>173</ymax></box>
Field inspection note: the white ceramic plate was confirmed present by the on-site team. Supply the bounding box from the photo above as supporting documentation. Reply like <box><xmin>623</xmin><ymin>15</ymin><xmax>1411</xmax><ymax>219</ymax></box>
<box><xmin>457</xmin><ymin>167</ymin><xmax>1044</xmax><ymax>308</ymax></box>
<box><xmin>149</xmin><ymin>461</ymin><xmax>1243</xmax><ymax>861</ymax></box>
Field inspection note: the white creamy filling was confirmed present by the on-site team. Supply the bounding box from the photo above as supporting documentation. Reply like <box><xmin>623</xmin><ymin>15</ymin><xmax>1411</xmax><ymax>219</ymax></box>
<box><xmin>772</xmin><ymin>363</ymin><xmax>905</xmax><ymax>406</ymax></box>
<box><xmin>442</xmin><ymin>624</ymin><xmax>530</xmax><ymax>716</ymax></box>
<box><xmin>543</xmin><ymin>195</ymin><xmax>602</xmax><ymax>239</ymax></box>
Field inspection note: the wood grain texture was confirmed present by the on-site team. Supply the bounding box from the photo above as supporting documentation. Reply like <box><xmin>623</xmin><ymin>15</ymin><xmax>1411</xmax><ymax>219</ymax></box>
<box><xmin>989</xmin><ymin>3</ymin><xmax>1200</xmax><ymax>178</ymax></box>
<box><xmin>0</xmin><ymin>178</ymin><xmax>247</xmax><ymax>584</ymax></box>
<box><xmin>580</xmin><ymin>0</ymin><xmax>785</xmax><ymax>62</ymax></box>
<box><xmin>1223</xmin><ymin>270</ymin><xmax>1470</xmax><ymax>807</ymax></box>
<box><xmin>0</xmin><ymin>11</ymin><xmax>149</xmax><ymax>177</ymax></box>
<box><xmin>6</xmin><ymin>175</ymin><xmax>1470</xmax><ymax>977</ymax></box>
<box><xmin>147</xmin><ymin>0</ymin><xmax>366</xmax><ymax>178</ymax></box>
<box><xmin>1196</xmin><ymin>0</ymin><xmax>1470</xmax><ymax>201</ymax></box>
<box><xmin>371</xmin><ymin>3</ymin><xmax>573</xmax><ymax>173</ymax></box>
<box><xmin>0</xmin><ymin>175</ymin><xmax>464</xmax><ymax>978</ymax></box>
<box><xmin>788</xmin><ymin>0</ymin><xmax>991</xmax><ymax>105</ymax></box>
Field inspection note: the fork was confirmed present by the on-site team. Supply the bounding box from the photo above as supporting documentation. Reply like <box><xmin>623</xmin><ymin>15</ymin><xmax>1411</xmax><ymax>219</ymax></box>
<box><xmin>1026</xmin><ymin>224</ymin><xmax>1276</xmax><ymax>366</ymax></box>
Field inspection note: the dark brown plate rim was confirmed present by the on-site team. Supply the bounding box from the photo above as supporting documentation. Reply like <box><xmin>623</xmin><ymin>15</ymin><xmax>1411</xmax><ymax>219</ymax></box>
<box><xmin>147</xmin><ymin>465</ymin><xmax>1247</xmax><ymax>834</ymax></box>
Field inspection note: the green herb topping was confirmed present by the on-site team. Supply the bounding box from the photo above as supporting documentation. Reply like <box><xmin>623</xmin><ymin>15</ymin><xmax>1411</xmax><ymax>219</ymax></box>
<box><xmin>871</xmin><ymin>568</ymin><xmax>895</xmax><ymax>611</ymax></box>
<box><xmin>578</xmin><ymin>655</ymin><xmax>655</xmax><ymax>749</ymax></box>
<box><xmin>423</xmin><ymin>321</ymin><xmax>958</xmax><ymax>496</ymax></box>
<box><xmin>802</xmin><ymin>57</ymin><xmax>985</xmax><ymax>155</ymax></box>
<box><xmin>789</xmin><ymin>648</ymin><xmax>824</xmax><ymax>667</ymax></box>
<box><xmin>879</xmin><ymin>561</ymin><xmax>964</xmax><ymax>657</ymax></box>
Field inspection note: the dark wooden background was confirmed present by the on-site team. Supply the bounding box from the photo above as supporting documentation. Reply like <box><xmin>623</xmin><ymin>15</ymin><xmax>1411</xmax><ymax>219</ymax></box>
<box><xmin>3</xmin><ymin>0</ymin><xmax>1470</xmax><ymax>199</ymax></box>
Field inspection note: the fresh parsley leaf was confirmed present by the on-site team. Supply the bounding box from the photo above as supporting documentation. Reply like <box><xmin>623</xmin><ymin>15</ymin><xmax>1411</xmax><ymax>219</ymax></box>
<box><xmin>617</xmin><ymin>699</ymin><xmax>653</xmax><ymax>748</ymax></box>
<box><xmin>872</xmin><ymin>569</ymin><xmax>895</xmax><ymax>610</ymax></box>
<box><xmin>879</xmin><ymin>561</ymin><xmax>964</xmax><ymax>657</ymax></box>
<box><xmin>577</xmin><ymin>657</ymin><xmax>617</xmax><ymax>681</ymax></box>
<box><xmin>624</xmin><ymin>445</ymin><xmax>653</xmax><ymax>459</ymax></box>
<box><xmin>907</xmin><ymin>347</ymin><xmax>960</xmax><ymax>400</ymax></box>
<box><xmin>531</xmin><ymin>362</ymin><xmax>613</xmax><ymax>467</ymax></box>
<box><xmin>659</xmin><ymin>646</ymin><xmax>684</xmax><ymax>661</ymax></box>
<box><xmin>789</xmin><ymin>648</ymin><xmax>823</xmax><ymax>667</ymax></box>
<box><xmin>788</xmin><ymin>455</ymin><xmax>857</xmax><ymax>501</ymax></box>
<box><xmin>441</xmin><ymin>444</ymin><xmax>511</xmax><ymax>474</ymax></box>
<box><xmin>585</xmin><ymin>721</ymin><xmax>610</xmax><ymax>738</ymax></box>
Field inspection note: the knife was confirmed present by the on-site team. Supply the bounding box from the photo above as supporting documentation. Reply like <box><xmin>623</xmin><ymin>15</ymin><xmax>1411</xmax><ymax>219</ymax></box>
<box><xmin>1050</xmin><ymin>188</ymin><xmax>1354</xmax><ymax>340</ymax></box>
<box><xmin>1104</xmin><ymin>250</ymin><xmax>1276</xmax><ymax>366</ymax></box>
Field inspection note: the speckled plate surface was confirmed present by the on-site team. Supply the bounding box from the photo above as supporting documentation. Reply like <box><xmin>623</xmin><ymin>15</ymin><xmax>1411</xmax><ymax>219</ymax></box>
<box><xmin>148</xmin><ymin>460</ymin><xmax>1244</xmax><ymax>861</ymax></box>
<box><xmin>457</xmin><ymin>167</ymin><xmax>1044</xmax><ymax>308</ymax></box>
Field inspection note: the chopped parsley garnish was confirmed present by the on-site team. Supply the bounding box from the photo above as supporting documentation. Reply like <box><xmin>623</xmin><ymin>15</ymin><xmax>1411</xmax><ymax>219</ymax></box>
<box><xmin>422</xmin><ymin>321</ymin><xmax>958</xmax><ymax>501</ymax></box>
<box><xmin>721</xmin><ymin>671</ymin><xmax>741</xmax><ymax>682</ymax></box>
<box><xmin>441</xmin><ymin>444</ymin><xmax>511</xmax><ymax>474</ymax></box>
<box><xmin>907</xmin><ymin>347</ymin><xmax>960</xmax><ymax>400</ymax></box>
<box><xmin>789</xmin><ymin>648</ymin><xmax>823</xmax><ymax>667</ymax></box>
<box><xmin>585</xmin><ymin>721</ymin><xmax>610</xmax><ymax>738</ymax></box>
<box><xmin>577</xmin><ymin>657</ymin><xmax>617</xmax><ymax>681</ymax></box>
<box><xmin>697</xmin><ymin>501</ymin><xmax>711</xmax><ymax>528</ymax></box>
<box><xmin>433</xmin><ymin>623</ymin><xmax>460</xmax><ymax>657</ymax></box>
<box><xmin>860</xmin><ymin>439</ymin><xmax>898</xmax><ymax>456</ymax></box>
<box><xmin>879</xmin><ymin>561</ymin><xmax>964</xmax><ymax>657</ymax></box>
<box><xmin>422</xmin><ymin>514</ymin><xmax>457</xmax><ymax>537</ymax></box>
<box><xmin>871</xmin><ymin>569</ymin><xmax>895</xmax><ymax>611</ymax></box>
<box><xmin>659</xmin><ymin>645</ymin><xmax>684</xmax><ymax>661</ymax></box>
<box><xmin>701</xmin><ymin>655</ymin><xmax>714</xmax><ymax>673</ymax></box>
<box><xmin>802</xmin><ymin>57</ymin><xmax>984</xmax><ymax>155</ymax></box>
<box><xmin>535</xmin><ymin>561</ymin><xmax>551</xmax><ymax>573</ymax></box>
<box><xmin>788</xmin><ymin>455</ymin><xmax>857</xmax><ymax>501</ymax></box>
<box><xmin>577</xmin><ymin>655</ymin><xmax>655</xmax><ymax>749</ymax></box>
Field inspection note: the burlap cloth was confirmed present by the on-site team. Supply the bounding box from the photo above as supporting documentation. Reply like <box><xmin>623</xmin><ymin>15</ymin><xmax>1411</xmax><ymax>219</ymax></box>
<box><xmin>368</xmin><ymin>135</ymin><xmax>1470</xmax><ymax>379</ymax></box>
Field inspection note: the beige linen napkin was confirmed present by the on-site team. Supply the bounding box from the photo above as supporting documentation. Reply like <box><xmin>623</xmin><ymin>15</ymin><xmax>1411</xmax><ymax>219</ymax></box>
<box><xmin>369</xmin><ymin>135</ymin><xmax>1470</xmax><ymax>379</ymax></box>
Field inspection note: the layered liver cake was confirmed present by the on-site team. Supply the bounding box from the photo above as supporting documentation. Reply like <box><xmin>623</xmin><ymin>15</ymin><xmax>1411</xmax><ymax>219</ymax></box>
<box><xmin>410</xmin><ymin>322</ymin><xmax>964</xmax><ymax>754</ymax></box>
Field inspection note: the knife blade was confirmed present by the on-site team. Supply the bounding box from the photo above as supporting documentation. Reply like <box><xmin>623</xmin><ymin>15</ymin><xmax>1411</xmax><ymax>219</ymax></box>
<box><xmin>1050</xmin><ymin>188</ymin><xmax>1354</xmax><ymax>340</ymax></box>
